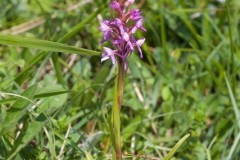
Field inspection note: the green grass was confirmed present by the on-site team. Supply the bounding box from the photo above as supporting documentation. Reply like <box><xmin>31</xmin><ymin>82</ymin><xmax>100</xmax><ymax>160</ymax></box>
<box><xmin>0</xmin><ymin>0</ymin><xmax>240</xmax><ymax>159</ymax></box>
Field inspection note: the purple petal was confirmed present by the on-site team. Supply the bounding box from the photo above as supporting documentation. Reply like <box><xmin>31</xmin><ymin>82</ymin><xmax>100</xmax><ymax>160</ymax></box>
<box><xmin>140</xmin><ymin>27</ymin><xmax>147</xmax><ymax>32</ymax></box>
<box><xmin>119</xmin><ymin>25</ymin><xmax>125</xmax><ymax>36</ymax></box>
<box><xmin>127</xmin><ymin>41</ymin><xmax>134</xmax><ymax>51</ymax></box>
<box><xmin>99</xmin><ymin>21</ymin><xmax>110</xmax><ymax>32</ymax></box>
<box><xmin>110</xmin><ymin>1</ymin><xmax>120</xmax><ymax>9</ymax></box>
<box><xmin>112</xmin><ymin>18</ymin><xmax>122</xmax><ymax>26</ymax></box>
<box><xmin>131</xmin><ymin>19</ymin><xmax>146</xmax><ymax>33</ymax></box>
<box><xmin>136</xmin><ymin>38</ymin><xmax>145</xmax><ymax>47</ymax></box>
<box><xmin>101</xmin><ymin>31</ymin><xmax>111</xmax><ymax>43</ymax></box>
<box><xmin>101</xmin><ymin>54</ymin><xmax>110</xmax><ymax>62</ymax></box>
<box><xmin>101</xmin><ymin>47</ymin><xmax>116</xmax><ymax>65</ymax></box>
<box><xmin>137</xmin><ymin>46</ymin><xmax>143</xmax><ymax>58</ymax></box>
<box><xmin>123</xmin><ymin>32</ymin><xmax>129</xmax><ymax>41</ymax></box>
<box><xmin>103</xmin><ymin>47</ymin><xmax>114</xmax><ymax>55</ymax></box>
<box><xmin>136</xmin><ymin>19</ymin><xmax>143</xmax><ymax>28</ymax></box>
<box><xmin>110</xmin><ymin>54</ymin><xmax>117</xmax><ymax>65</ymax></box>
<box><xmin>130</xmin><ymin>9</ymin><xmax>143</xmax><ymax>20</ymax></box>
<box><xmin>124</xmin><ymin>0</ymin><xmax>135</xmax><ymax>7</ymax></box>
<box><xmin>99</xmin><ymin>20</ymin><xmax>112</xmax><ymax>43</ymax></box>
<box><xmin>131</xmin><ymin>26</ymin><xmax>137</xmax><ymax>34</ymax></box>
<box><xmin>110</xmin><ymin>1</ymin><xmax>122</xmax><ymax>13</ymax></box>
<box><xmin>136</xmin><ymin>38</ymin><xmax>145</xmax><ymax>58</ymax></box>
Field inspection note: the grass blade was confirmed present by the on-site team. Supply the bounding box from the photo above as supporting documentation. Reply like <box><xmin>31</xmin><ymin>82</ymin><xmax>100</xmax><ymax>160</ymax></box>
<box><xmin>164</xmin><ymin>133</ymin><xmax>191</xmax><ymax>160</ymax></box>
<box><xmin>225</xmin><ymin>74</ymin><xmax>240</xmax><ymax>129</ymax></box>
<box><xmin>226</xmin><ymin>131</ymin><xmax>240</xmax><ymax>160</ymax></box>
<box><xmin>0</xmin><ymin>34</ymin><xmax>99</xmax><ymax>56</ymax></box>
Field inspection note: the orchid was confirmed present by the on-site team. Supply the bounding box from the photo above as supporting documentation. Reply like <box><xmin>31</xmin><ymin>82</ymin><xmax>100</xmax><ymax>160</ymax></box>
<box><xmin>99</xmin><ymin>0</ymin><xmax>146</xmax><ymax>69</ymax></box>
<box><xmin>99</xmin><ymin>1</ymin><xmax>146</xmax><ymax>159</ymax></box>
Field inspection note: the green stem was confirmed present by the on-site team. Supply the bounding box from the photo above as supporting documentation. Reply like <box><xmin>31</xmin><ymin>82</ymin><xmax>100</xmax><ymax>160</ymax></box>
<box><xmin>112</xmin><ymin>62</ymin><xmax>125</xmax><ymax>160</ymax></box>
<box><xmin>117</xmin><ymin>63</ymin><xmax>125</xmax><ymax>109</ymax></box>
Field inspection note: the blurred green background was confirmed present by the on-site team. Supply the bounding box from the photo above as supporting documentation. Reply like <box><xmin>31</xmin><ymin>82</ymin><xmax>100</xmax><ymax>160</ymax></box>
<box><xmin>0</xmin><ymin>0</ymin><xmax>240</xmax><ymax>159</ymax></box>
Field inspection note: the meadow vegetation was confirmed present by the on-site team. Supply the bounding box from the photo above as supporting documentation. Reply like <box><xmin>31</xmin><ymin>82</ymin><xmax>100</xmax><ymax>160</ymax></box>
<box><xmin>0</xmin><ymin>0</ymin><xmax>240</xmax><ymax>159</ymax></box>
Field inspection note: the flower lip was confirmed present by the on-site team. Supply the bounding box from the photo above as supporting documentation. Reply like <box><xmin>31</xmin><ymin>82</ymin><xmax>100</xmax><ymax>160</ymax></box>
<box><xmin>136</xmin><ymin>38</ymin><xmax>145</xmax><ymax>46</ymax></box>
<box><xmin>136</xmin><ymin>38</ymin><xmax>145</xmax><ymax>58</ymax></box>
<box><xmin>101</xmin><ymin>47</ymin><xmax>117</xmax><ymax>65</ymax></box>
<box><xmin>99</xmin><ymin>24</ymin><xmax>107</xmax><ymax>31</ymax></box>
<box><xmin>99</xmin><ymin>20</ymin><xmax>112</xmax><ymax>43</ymax></box>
